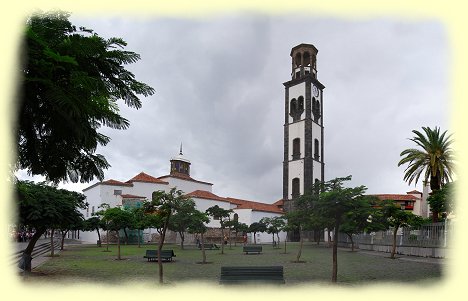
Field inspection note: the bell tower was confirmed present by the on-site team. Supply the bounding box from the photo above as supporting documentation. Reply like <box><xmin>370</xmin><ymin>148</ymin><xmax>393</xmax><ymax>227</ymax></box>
<box><xmin>283</xmin><ymin>43</ymin><xmax>325</xmax><ymax>212</ymax></box>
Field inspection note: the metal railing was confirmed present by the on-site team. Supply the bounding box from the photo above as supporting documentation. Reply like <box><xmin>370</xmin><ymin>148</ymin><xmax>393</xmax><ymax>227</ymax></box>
<box><xmin>339</xmin><ymin>220</ymin><xmax>453</xmax><ymax>249</ymax></box>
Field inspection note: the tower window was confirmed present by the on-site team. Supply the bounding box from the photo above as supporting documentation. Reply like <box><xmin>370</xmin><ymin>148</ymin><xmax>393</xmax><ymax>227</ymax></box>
<box><xmin>292</xmin><ymin>138</ymin><xmax>300</xmax><ymax>160</ymax></box>
<box><xmin>290</xmin><ymin>97</ymin><xmax>304</xmax><ymax>122</ymax></box>
<box><xmin>292</xmin><ymin>178</ymin><xmax>300</xmax><ymax>199</ymax></box>
<box><xmin>314</xmin><ymin>139</ymin><xmax>320</xmax><ymax>160</ymax></box>
<box><xmin>312</xmin><ymin>97</ymin><xmax>321</xmax><ymax>121</ymax></box>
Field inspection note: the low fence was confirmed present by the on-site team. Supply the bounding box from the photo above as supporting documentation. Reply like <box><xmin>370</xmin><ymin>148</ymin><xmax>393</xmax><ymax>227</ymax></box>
<box><xmin>337</xmin><ymin>221</ymin><xmax>453</xmax><ymax>258</ymax></box>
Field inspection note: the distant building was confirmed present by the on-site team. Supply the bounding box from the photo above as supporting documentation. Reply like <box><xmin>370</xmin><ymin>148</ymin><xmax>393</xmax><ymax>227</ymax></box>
<box><xmin>370</xmin><ymin>182</ymin><xmax>432</xmax><ymax>218</ymax></box>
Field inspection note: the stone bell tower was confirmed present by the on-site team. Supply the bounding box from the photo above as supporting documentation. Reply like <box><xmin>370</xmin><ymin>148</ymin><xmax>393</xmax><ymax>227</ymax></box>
<box><xmin>282</xmin><ymin>43</ymin><xmax>325</xmax><ymax>212</ymax></box>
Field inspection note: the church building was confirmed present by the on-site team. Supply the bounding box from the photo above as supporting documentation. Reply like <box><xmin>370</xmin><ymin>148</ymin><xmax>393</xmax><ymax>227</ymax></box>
<box><xmin>79</xmin><ymin>145</ymin><xmax>285</xmax><ymax>244</ymax></box>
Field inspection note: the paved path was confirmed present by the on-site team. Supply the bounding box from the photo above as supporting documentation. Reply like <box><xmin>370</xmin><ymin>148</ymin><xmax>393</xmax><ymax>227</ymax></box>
<box><xmin>13</xmin><ymin>238</ymin><xmax>84</xmax><ymax>271</ymax></box>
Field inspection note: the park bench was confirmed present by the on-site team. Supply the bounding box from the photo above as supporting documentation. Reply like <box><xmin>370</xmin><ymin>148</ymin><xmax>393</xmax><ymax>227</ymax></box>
<box><xmin>243</xmin><ymin>245</ymin><xmax>262</xmax><ymax>254</ymax></box>
<box><xmin>219</xmin><ymin>266</ymin><xmax>285</xmax><ymax>284</ymax></box>
<box><xmin>143</xmin><ymin>249</ymin><xmax>176</xmax><ymax>262</ymax></box>
<box><xmin>198</xmin><ymin>243</ymin><xmax>220</xmax><ymax>250</ymax></box>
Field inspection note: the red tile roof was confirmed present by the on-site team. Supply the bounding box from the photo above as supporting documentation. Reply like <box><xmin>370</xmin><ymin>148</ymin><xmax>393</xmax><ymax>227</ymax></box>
<box><xmin>371</xmin><ymin>194</ymin><xmax>418</xmax><ymax>201</ymax></box>
<box><xmin>127</xmin><ymin>172</ymin><xmax>169</xmax><ymax>185</ymax></box>
<box><xmin>121</xmin><ymin>194</ymin><xmax>146</xmax><ymax>199</ymax></box>
<box><xmin>83</xmin><ymin>179</ymin><xmax>133</xmax><ymax>192</ymax></box>
<box><xmin>185</xmin><ymin>190</ymin><xmax>229</xmax><ymax>202</ymax></box>
<box><xmin>406</xmin><ymin>190</ymin><xmax>422</xmax><ymax>195</ymax></box>
<box><xmin>226</xmin><ymin>197</ymin><xmax>284</xmax><ymax>214</ymax></box>
<box><xmin>158</xmin><ymin>173</ymin><xmax>213</xmax><ymax>186</ymax></box>
<box><xmin>272</xmin><ymin>199</ymin><xmax>285</xmax><ymax>207</ymax></box>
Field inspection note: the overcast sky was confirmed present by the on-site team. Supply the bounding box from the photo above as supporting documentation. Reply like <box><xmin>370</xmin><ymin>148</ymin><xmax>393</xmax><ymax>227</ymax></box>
<box><xmin>16</xmin><ymin>13</ymin><xmax>450</xmax><ymax>203</ymax></box>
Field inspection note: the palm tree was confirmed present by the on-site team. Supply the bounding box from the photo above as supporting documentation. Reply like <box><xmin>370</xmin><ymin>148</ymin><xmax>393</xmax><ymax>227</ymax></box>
<box><xmin>398</xmin><ymin>126</ymin><xmax>454</xmax><ymax>222</ymax></box>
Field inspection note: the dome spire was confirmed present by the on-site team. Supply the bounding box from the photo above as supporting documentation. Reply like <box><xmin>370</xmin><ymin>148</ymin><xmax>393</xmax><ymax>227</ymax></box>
<box><xmin>179</xmin><ymin>142</ymin><xmax>183</xmax><ymax>155</ymax></box>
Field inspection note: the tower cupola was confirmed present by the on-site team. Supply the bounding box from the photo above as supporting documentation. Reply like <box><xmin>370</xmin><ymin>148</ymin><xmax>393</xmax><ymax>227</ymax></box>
<box><xmin>170</xmin><ymin>144</ymin><xmax>191</xmax><ymax>177</ymax></box>
<box><xmin>290</xmin><ymin>43</ymin><xmax>318</xmax><ymax>80</ymax></box>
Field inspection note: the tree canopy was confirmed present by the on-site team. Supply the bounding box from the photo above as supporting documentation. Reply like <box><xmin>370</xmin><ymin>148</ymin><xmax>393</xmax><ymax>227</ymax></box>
<box><xmin>17</xmin><ymin>11</ymin><xmax>155</xmax><ymax>183</ymax></box>
<box><xmin>398</xmin><ymin>127</ymin><xmax>454</xmax><ymax>191</ymax></box>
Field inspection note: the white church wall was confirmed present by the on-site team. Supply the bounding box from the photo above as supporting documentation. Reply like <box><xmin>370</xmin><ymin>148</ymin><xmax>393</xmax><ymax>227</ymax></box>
<box><xmin>313</xmin><ymin>161</ymin><xmax>322</xmax><ymax>181</ymax></box>
<box><xmin>163</xmin><ymin>177</ymin><xmax>212</xmax><ymax>194</ymax></box>
<box><xmin>192</xmin><ymin>197</ymin><xmax>231</xmax><ymax>228</ymax></box>
<box><xmin>82</xmin><ymin>186</ymin><xmax>101</xmax><ymax>219</ymax></box>
<box><xmin>131</xmin><ymin>181</ymin><xmax>168</xmax><ymax>199</ymax></box>
<box><xmin>232</xmin><ymin>208</ymin><xmax>252</xmax><ymax>226</ymax></box>
<box><xmin>251</xmin><ymin>211</ymin><xmax>287</xmax><ymax>243</ymax></box>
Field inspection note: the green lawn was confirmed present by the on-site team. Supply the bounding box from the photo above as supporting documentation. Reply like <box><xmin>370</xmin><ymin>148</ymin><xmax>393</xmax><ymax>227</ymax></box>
<box><xmin>24</xmin><ymin>242</ymin><xmax>444</xmax><ymax>286</ymax></box>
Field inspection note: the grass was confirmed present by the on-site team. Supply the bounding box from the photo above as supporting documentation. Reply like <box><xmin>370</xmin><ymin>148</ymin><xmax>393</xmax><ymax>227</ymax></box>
<box><xmin>23</xmin><ymin>242</ymin><xmax>444</xmax><ymax>286</ymax></box>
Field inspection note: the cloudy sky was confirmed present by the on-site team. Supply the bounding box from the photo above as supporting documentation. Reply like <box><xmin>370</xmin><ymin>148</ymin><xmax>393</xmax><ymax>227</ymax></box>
<box><xmin>16</xmin><ymin>13</ymin><xmax>450</xmax><ymax>203</ymax></box>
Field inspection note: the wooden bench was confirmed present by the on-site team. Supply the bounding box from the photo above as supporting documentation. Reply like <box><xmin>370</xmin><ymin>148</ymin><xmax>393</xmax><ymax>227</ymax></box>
<box><xmin>219</xmin><ymin>266</ymin><xmax>285</xmax><ymax>284</ymax></box>
<box><xmin>143</xmin><ymin>249</ymin><xmax>176</xmax><ymax>262</ymax></box>
<box><xmin>198</xmin><ymin>243</ymin><xmax>220</xmax><ymax>250</ymax></box>
<box><xmin>243</xmin><ymin>245</ymin><xmax>262</xmax><ymax>254</ymax></box>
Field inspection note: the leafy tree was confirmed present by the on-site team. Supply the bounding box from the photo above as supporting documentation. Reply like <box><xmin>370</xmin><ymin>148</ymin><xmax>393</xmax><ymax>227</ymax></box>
<box><xmin>339</xmin><ymin>196</ymin><xmax>379</xmax><ymax>251</ymax></box>
<box><xmin>398</xmin><ymin>127</ymin><xmax>455</xmax><ymax>222</ymax></box>
<box><xmin>95</xmin><ymin>203</ymin><xmax>111</xmax><ymax>251</ymax></box>
<box><xmin>379</xmin><ymin>200</ymin><xmax>424</xmax><ymax>259</ymax></box>
<box><xmin>226</xmin><ymin>220</ymin><xmax>248</xmax><ymax>247</ymax></box>
<box><xmin>143</xmin><ymin>188</ymin><xmax>189</xmax><ymax>284</ymax></box>
<box><xmin>247</xmin><ymin>222</ymin><xmax>267</xmax><ymax>245</ymax></box>
<box><xmin>130</xmin><ymin>207</ymin><xmax>147</xmax><ymax>248</ymax></box>
<box><xmin>168</xmin><ymin>199</ymin><xmax>197</xmax><ymax>249</ymax></box>
<box><xmin>17</xmin><ymin>11</ymin><xmax>155</xmax><ymax>184</ymax></box>
<box><xmin>101</xmin><ymin>207</ymin><xmax>133</xmax><ymax>260</ymax></box>
<box><xmin>186</xmin><ymin>210</ymin><xmax>210</xmax><ymax>264</ymax></box>
<box><xmin>82</xmin><ymin>216</ymin><xmax>103</xmax><ymax>246</ymax></box>
<box><xmin>427</xmin><ymin>182</ymin><xmax>455</xmax><ymax>221</ymax></box>
<box><xmin>205</xmin><ymin>205</ymin><xmax>233</xmax><ymax>254</ymax></box>
<box><xmin>58</xmin><ymin>215</ymin><xmax>83</xmax><ymax>250</ymax></box>
<box><xmin>314</xmin><ymin>176</ymin><xmax>368</xmax><ymax>283</ymax></box>
<box><xmin>16</xmin><ymin>180</ymin><xmax>86</xmax><ymax>272</ymax></box>
<box><xmin>260</xmin><ymin>216</ymin><xmax>286</xmax><ymax>248</ymax></box>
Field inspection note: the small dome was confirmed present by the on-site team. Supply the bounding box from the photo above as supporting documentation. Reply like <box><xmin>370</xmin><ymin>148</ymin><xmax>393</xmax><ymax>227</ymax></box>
<box><xmin>171</xmin><ymin>154</ymin><xmax>191</xmax><ymax>164</ymax></box>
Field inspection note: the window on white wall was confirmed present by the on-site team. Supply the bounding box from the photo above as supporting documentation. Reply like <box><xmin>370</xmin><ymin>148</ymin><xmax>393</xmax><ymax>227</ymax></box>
<box><xmin>114</xmin><ymin>190</ymin><xmax>122</xmax><ymax>195</ymax></box>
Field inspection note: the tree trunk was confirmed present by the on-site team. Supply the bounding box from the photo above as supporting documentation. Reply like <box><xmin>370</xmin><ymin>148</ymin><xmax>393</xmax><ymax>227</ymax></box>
<box><xmin>60</xmin><ymin>230</ymin><xmax>68</xmax><ymax>250</ymax></box>
<box><xmin>284</xmin><ymin>239</ymin><xmax>287</xmax><ymax>254</ymax></box>
<box><xmin>332</xmin><ymin>228</ymin><xmax>338</xmax><ymax>283</ymax></box>
<box><xmin>272</xmin><ymin>233</ymin><xmax>275</xmax><ymax>247</ymax></box>
<box><xmin>50</xmin><ymin>229</ymin><xmax>55</xmax><ymax>257</ymax></box>
<box><xmin>221</xmin><ymin>227</ymin><xmax>225</xmax><ymax>254</ymax></box>
<box><xmin>158</xmin><ymin>215</ymin><xmax>171</xmax><ymax>284</ymax></box>
<box><xmin>228</xmin><ymin>228</ymin><xmax>232</xmax><ymax>249</ymax></box>
<box><xmin>123</xmin><ymin>228</ymin><xmax>128</xmax><ymax>245</ymax></box>
<box><xmin>276</xmin><ymin>233</ymin><xmax>280</xmax><ymax>247</ymax></box>
<box><xmin>179</xmin><ymin>231</ymin><xmax>185</xmax><ymax>250</ymax></box>
<box><xmin>201</xmin><ymin>232</ymin><xmax>207</xmax><ymax>264</ymax></box>
<box><xmin>253</xmin><ymin>232</ymin><xmax>257</xmax><ymax>244</ymax></box>
<box><xmin>106</xmin><ymin>229</ymin><xmax>109</xmax><ymax>251</ymax></box>
<box><xmin>234</xmin><ymin>231</ymin><xmax>238</xmax><ymax>247</ymax></box>
<box><xmin>347</xmin><ymin>233</ymin><xmax>354</xmax><ymax>252</ymax></box>
<box><xmin>327</xmin><ymin>230</ymin><xmax>332</xmax><ymax>247</ymax></box>
<box><xmin>138</xmin><ymin>229</ymin><xmax>141</xmax><ymax>248</ymax></box>
<box><xmin>96</xmin><ymin>228</ymin><xmax>102</xmax><ymax>247</ymax></box>
<box><xmin>296</xmin><ymin>230</ymin><xmax>303</xmax><ymax>262</ymax></box>
<box><xmin>22</xmin><ymin>228</ymin><xmax>46</xmax><ymax>273</ymax></box>
<box><xmin>117</xmin><ymin>230</ymin><xmax>121</xmax><ymax>260</ymax></box>
<box><xmin>391</xmin><ymin>227</ymin><xmax>398</xmax><ymax>259</ymax></box>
